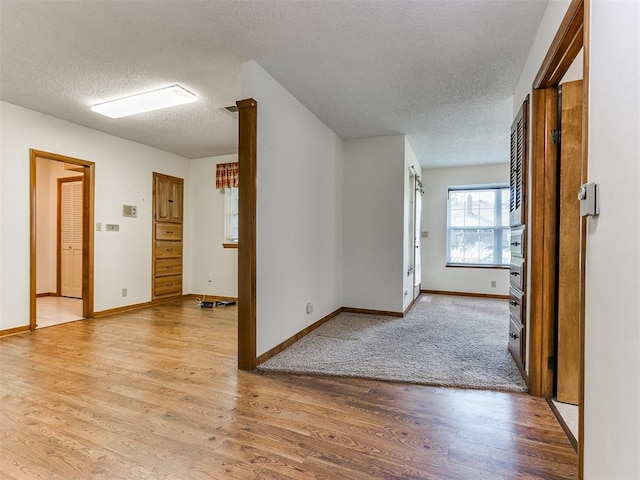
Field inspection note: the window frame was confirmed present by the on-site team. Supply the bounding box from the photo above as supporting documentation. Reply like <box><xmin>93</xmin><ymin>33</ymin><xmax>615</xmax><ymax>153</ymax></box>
<box><xmin>445</xmin><ymin>184</ymin><xmax>510</xmax><ymax>268</ymax></box>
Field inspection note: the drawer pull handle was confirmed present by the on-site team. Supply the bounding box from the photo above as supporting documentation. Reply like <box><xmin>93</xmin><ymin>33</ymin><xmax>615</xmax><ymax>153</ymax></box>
<box><xmin>511</xmin><ymin>241</ymin><xmax>521</xmax><ymax>246</ymax></box>
<box><xmin>510</xmin><ymin>271</ymin><xmax>520</xmax><ymax>276</ymax></box>
<box><xmin>166</xmin><ymin>231</ymin><xmax>174</xmax><ymax>234</ymax></box>
<box><xmin>509</xmin><ymin>300</ymin><xmax>519</xmax><ymax>306</ymax></box>
<box><xmin>166</xmin><ymin>249</ymin><xmax>173</xmax><ymax>252</ymax></box>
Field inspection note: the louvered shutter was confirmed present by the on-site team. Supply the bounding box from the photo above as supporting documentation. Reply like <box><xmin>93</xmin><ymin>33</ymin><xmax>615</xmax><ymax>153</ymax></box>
<box><xmin>510</xmin><ymin>98</ymin><xmax>528</xmax><ymax>227</ymax></box>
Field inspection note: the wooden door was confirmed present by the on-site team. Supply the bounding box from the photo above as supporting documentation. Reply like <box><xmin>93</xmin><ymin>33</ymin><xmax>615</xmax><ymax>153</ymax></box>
<box><xmin>556</xmin><ymin>80</ymin><xmax>583</xmax><ymax>405</ymax></box>
<box><xmin>154</xmin><ymin>174</ymin><xmax>171</xmax><ymax>222</ymax></box>
<box><xmin>154</xmin><ymin>173</ymin><xmax>183</xmax><ymax>223</ymax></box>
<box><xmin>60</xmin><ymin>179</ymin><xmax>83</xmax><ymax>298</ymax></box>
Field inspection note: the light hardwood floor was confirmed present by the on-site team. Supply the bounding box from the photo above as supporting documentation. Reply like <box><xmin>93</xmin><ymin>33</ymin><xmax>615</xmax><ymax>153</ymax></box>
<box><xmin>0</xmin><ymin>299</ymin><xmax>577</xmax><ymax>479</ymax></box>
<box><xmin>36</xmin><ymin>296</ymin><xmax>83</xmax><ymax>329</ymax></box>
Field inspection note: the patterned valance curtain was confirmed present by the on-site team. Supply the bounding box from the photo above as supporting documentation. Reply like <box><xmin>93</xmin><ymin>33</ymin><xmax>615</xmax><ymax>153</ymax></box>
<box><xmin>215</xmin><ymin>162</ymin><xmax>239</xmax><ymax>189</ymax></box>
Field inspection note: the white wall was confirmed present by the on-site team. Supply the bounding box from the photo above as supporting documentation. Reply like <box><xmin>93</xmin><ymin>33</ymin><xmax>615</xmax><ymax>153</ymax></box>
<box><xmin>403</xmin><ymin>138</ymin><xmax>421</xmax><ymax>311</ymax></box>
<box><xmin>420</xmin><ymin>164</ymin><xmax>510</xmax><ymax>296</ymax></box>
<box><xmin>240</xmin><ymin>61</ymin><xmax>344</xmax><ymax>357</ymax></box>
<box><xmin>0</xmin><ymin>101</ymin><xmax>191</xmax><ymax>329</ymax></box>
<box><xmin>343</xmin><ymin>135</ymin><xmax>406</xmax><ymax>313</ymax></box>
<box><xmin>189</xmin><ymin>154</ymin><xmax>238</xmax><ymax>298</ymax></box>
<box><xmin>514</xmin><ymin>0</ymin><xmax>573</xmax><ymax>117</ymax></box>
<box><xmin>584</xmin><ymin>1</ymin><xmax>640</xmax><ymax>477</ymax></box>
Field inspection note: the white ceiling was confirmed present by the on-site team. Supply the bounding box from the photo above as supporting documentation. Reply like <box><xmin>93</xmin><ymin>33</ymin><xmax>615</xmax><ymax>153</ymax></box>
<box><xmin>0</xmin><ymin>0</ymin><xmax>548</xmax><ymax>168</ymax></box>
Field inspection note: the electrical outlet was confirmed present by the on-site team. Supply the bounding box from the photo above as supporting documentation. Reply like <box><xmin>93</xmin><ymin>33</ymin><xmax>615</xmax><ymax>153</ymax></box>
<box><xmin>122</xmin><ymin>205</ymin><xmax>137</xmax><ymax>218</ymax></box>
<box><xmin>106</xmin><ymin>224</ymin><xmax>119</xmax><ymax>232</ymax></box>
<box><xmin>491</xmin><ymin>280</ymin><xmax>497</xmax><ymax>288</ymax></box>
<box><xmin>122</xmin><ymin>288</ymin><xmax>127</xmax><ymax>297</ymax></box>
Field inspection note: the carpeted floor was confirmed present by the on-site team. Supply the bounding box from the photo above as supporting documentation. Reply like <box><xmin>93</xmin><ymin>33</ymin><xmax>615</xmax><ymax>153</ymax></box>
<box><xmin>258</xmin><ymin>294</ymin><xmax>527</xmax><ymax>392</ymax></box>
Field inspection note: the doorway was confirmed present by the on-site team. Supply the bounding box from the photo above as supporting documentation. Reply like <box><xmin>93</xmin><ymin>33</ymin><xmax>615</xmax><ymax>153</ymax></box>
<box><xmin>30</xmin><ymin>149</ymin><xmax>95</xmax><ymax>330</ymax></box>
<box><xmin>527</xmin><ymin>0</ymin><xmax>588</xmax><ymax>473</ymax></box>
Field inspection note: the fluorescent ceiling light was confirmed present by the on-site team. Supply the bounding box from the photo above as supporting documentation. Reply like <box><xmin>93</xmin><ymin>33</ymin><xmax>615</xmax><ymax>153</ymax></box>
<box><xmin>91</xmin><ymin>85</ymin><xmax>197</xmax><ymax>118</ymax></box>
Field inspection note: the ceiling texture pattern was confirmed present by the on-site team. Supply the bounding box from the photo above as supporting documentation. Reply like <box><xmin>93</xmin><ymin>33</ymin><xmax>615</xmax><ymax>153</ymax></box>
<box><xmin>0</xmin><ymin>0</ymin><xmax>548</xmax><ymax>168</ymax></box>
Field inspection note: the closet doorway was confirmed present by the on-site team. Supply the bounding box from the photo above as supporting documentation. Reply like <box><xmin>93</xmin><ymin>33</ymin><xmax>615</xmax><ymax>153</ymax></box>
<box><xmin>30</xmin><ymin>149</ymin><xmax>95</xmax><ymax>330</ymax></box>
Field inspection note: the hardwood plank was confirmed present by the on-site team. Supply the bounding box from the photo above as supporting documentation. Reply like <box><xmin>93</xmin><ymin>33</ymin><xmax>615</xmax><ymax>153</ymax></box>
<box><xmin>0</xmin><ymin>299</ymin><xmax>577</xmax><ymax>479</ymax></box>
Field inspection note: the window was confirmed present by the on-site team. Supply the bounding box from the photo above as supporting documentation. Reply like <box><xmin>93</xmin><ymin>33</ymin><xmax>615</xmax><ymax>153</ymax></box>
<box><xmin>224</xmin><ymin>187</ymin><xmax>239</xmax><ymax>244</ymax></box>
<box><xmin>447</xmin><ymin>185</ymin><xmax>510</xmax><ymax>266</ymax></box>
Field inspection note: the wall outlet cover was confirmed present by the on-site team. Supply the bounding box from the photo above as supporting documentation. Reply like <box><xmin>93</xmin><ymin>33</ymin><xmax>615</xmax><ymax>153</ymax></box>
<box><xmin>123</xmin><ymin>205</ymin><xmax>137</xmax><ymax>218</ymax></box>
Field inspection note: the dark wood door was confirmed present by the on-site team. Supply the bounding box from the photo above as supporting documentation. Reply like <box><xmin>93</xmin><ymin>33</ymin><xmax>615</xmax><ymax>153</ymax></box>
<box><xmin>556</xmin><ymin>79</ymin><xmax>583</xmax><ymax>405</ymax></box>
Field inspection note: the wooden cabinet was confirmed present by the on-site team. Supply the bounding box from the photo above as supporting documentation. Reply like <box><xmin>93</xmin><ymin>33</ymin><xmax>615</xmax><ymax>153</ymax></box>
<box><xmin>154</xmin><ymin>173</ymin><xmax>183</xmax><ymax>224</ymax></box>
<box><xmin>509</xmin><ymin>316</ymin><xmax>525</xmax><ymax>365</ymax></box>
<box><xmin>152</xmin><ymin>173</ymin><xmax>183</xmax><ymax>299</ymax></box>
<box><xmin>509</xmin><ymin>98</ymin><xmax>529</xmax><ymax>373</ymax></box>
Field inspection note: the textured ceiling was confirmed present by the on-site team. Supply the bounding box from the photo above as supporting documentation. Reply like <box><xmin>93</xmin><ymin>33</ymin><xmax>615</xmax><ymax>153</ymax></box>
<box><xmin>0</xmin><ymin>0</ymin><xmax>548</xmax><ymax>167</ymax></box>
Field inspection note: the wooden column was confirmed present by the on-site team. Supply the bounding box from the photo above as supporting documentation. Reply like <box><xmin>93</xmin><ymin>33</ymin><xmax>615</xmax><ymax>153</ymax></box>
<box><xmin>236</xmin><ymin>98</ymin><xmax>257</xmax><ymax>371</ymax></box>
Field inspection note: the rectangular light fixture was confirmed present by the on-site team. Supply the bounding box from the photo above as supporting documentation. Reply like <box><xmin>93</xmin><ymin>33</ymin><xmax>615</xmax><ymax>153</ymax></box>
<box><xmin>91</xmin><ymin>84</ymin><xmax>197</xmax><ymax>118</ymax></box>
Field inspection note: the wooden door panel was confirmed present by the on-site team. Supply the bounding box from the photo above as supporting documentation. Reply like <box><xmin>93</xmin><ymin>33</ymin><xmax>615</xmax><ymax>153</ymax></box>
<box><xmin>154</xmin><ymin>175</ymin><xmax>171</xmax><ymax>222</ymax></box>
<box><xmin>556</xmin><ymin>80</ymin><xmax>583</xmax><ymax>405</ymax></box>
<box><xmin>169</xmin><ymin>180</ymin><xmax>184</xmax><ymax>223</ymax></box>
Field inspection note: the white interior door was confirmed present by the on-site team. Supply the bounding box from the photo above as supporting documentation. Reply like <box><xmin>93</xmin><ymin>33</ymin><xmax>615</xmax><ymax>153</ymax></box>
<box><xmin>61</xmin><ymin>180</ymin><xmax>83</xmax><ymax>298</ymax></box>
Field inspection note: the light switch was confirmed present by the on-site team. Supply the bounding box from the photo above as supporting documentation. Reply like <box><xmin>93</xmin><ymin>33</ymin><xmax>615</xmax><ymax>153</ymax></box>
<box><xmin>578</xmin><ymin>182</ymin><xmax>599</xmax><ymax>217</ymax></box>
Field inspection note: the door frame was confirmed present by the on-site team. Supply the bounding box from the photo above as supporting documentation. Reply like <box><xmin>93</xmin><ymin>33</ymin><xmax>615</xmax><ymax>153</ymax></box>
<box><xmin>527</xmin><ymin>0</ymin><xmax>588</xmax><ymax>475</ymax></box>
<box><xmin>57</xmin><ymin>176</ymin><xmax>84</xmax><ymax>297</ymax></box>
<box><xmin>30</xmin><ymin>149</ymin><xmax>95</xmax><ymax>330</ymax></box>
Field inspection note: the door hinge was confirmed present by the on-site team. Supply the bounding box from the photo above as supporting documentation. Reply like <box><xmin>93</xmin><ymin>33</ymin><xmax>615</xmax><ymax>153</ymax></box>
<box><xmin>551</xmin><ymin>129</ymin><xmax>561</xmax><ymax>144</ymax></box>
<box><xmin>548</xmin><ymin>356</ymin><xmax>555</xmax><ymax>370</ymax></box>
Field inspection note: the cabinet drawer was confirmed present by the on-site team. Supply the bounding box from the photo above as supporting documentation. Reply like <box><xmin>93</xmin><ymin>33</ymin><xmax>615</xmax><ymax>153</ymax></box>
<box><xmin>154</xmin><ymin>274</ymin><xmax>182</xmax><ymax>296</ymax></box>
<box><xmin>155</xmin><ymin>223</ymin><xmax>183</xmax><ymax>241</ymax></box>
<box><xmin>155</xmin><ymin>257</ymin><xmax>182</xmax><ymax>277</ymax></box>
<box><xmin>510</xmin><ymin>225</ymin><xmax>525</xmax><ymax>258</ymax></box>
<box><xmin>509</xmin><ymin>257</ymin><xmax>525</xmax><ymax>290</ymax></box>
<box><xmin>509</xmin><ymin>314</ymin><xmax>525</xmax><ymax>368</ymax></box>
<box><xmin>155</xmin><ymin>241</ymin><xmax>182</xmax><ymax>258</ymax></box>
<box><xmin>509</xmin><ymin>286</ymin><xmax>525</xmax><ymax>324</ymax></box>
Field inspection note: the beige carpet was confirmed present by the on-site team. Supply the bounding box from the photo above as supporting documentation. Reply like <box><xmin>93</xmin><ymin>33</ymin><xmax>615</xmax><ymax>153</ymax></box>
<box><xmin>258</xmin><ymin>294</ymin><xmax>527</xmax><ymax>392</ymax></box>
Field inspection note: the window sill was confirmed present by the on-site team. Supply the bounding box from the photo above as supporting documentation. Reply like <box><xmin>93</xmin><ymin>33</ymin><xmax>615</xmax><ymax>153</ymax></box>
<box><xmin>222</xmin><ymin>243</ymin><xmax>238</xmax><ymax>249</ymax></box>
<box><xmin>446</xmin><ymin>264</ymin><xmax>509</xmax><ymax>270</ymax></box>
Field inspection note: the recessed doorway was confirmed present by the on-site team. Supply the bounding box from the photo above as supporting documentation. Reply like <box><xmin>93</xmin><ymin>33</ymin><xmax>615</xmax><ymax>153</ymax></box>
<box><xmin>30</xmin><ymin>149</ymin><xmax>95</xmax><ymax>330</ymax></box>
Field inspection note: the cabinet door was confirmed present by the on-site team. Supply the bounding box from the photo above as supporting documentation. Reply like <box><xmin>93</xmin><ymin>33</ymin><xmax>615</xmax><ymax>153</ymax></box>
<box><xmin>509</xmin><ymin>315</ymin><xmax>525</xmax><ymax>368</ymax></box>
<box><xmin>154</xmin><ymin>174</ymin><xmax>171</xmax><ymax>222</ymax></box>
<box><xmin>510</xmin><ymin>98</ymin><xmax>528</xmax><ymax>227</ymax></box>
<box><xmin>168</xmin><ymin>178</ymin><xmax>183</xmax><ymax>223</ymax></box>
